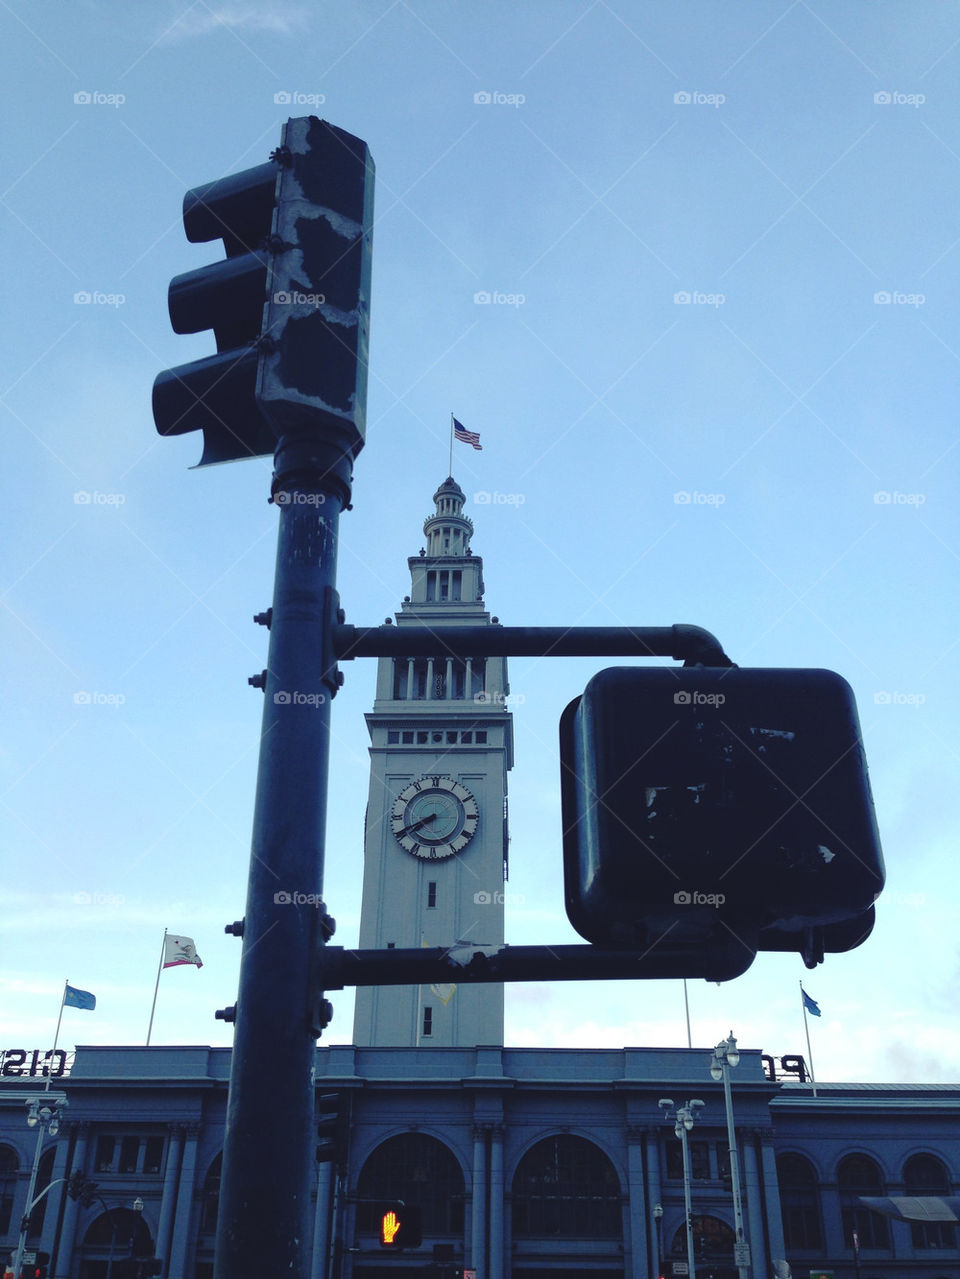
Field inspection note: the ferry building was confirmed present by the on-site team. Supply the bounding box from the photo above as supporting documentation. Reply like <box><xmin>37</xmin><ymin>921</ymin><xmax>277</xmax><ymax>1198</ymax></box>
<box><xmin>2</xmin><ymin>480</ymin><xmax>957</xmax><ymax>1279</ymax></box>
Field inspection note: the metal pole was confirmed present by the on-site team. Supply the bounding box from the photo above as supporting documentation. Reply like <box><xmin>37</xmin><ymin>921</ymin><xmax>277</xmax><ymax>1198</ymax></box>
<box><xmin>11</xmin><ymin>1120</ymin><xmax>46</xmax><ymax>1279</ymax></box>
<box><xmin>214</xmin><ymin>450</ymin><xmax>350</xmax><ymax>1279</ymax></box>
<box><xmin>678</xmin><ymin>1116</ymin><xmax>697</xmax><ymax>1279</ymax></box>
<box><xmin>721</xmin><ymin>1061</ymin><xmax>750</xmax><ymax>1279</ymax></box>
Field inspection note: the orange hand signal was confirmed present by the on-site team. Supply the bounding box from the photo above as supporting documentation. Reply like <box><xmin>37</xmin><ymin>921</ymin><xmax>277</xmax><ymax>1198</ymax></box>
<box><xmin>381</xmin><ymin>1210</ymin><xmax>400</xmax><ymax>1245</ymax></box>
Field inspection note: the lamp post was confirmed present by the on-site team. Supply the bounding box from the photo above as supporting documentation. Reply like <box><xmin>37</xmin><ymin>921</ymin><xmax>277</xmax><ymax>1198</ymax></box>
<box><xmin>653</xmin><ymin>1202</ymin><xmax>663</xmax><ymax>1279</ymax></box>
<box><xmin>710</xmin><ymin>1031</ymin><xmax>749</xmax><ymax>1279</ymax></box>
<box><xmin>11</xmin><ymin>1095</ymin><xmax>67</xmax><ymax>1279</ymax></box>
<box><xmin>660</xmin><ymin>1097</ymin><xmax>704</xmax><ymax>1279</ymax></box>
<box><xmin>100</xmin><ymin>1193</ymin><xmax>144</xmax><ymax>1279</ymax></box>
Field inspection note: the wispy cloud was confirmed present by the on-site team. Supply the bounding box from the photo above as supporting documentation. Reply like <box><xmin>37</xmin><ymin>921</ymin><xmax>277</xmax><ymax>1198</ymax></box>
<box><xmin>157</xmin><ymin>2</ymin><xmax>310</xmax><ymax>45</ymax></box>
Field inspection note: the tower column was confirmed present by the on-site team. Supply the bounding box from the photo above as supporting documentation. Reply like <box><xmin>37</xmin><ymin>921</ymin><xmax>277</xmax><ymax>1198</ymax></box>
<box><xmin>644</xmin><ymin>1129</ymin><xmax>663</xmax><ymax>1279</ymax></box>
<box><xmin>626</xmin><ymin>1127</ymin><xmax>649</xmax><ymax>1279</ymax></box>
<box><xmin>155</xmin><ymin>1123</ymin><xmax>183</xmax><ymax>1276</ymax></box>
<box><xmin>167</xmin><ymin>1122</ymin><xmax>201</xmax><ymax>1277</ymax></box>
<box><xmin>488</xmin><ymin>1125</ymin><xmax>504</xmax><ymax>1279</ymax></box>
<box><xmin>56</xmin><ymin>1122</ymin><xmax>90</xmax><ymax>1273</ymax></box>
<box><xmin>471</xmin><ymin>1125</ymin><xmax>488</xmax><ymax>1277</ymax></box>
<box><xmin>759</xmin><ymin>1127</ymin><xmax>787</xmax><ymax>1271</ymax></box>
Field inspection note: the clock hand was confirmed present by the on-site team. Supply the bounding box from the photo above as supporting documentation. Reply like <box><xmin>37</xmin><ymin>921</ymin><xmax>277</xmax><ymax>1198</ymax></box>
<box><xmin>397</xmin><ymin>813</ymin><xmax>438</xmax><ymax>838</ymax></box>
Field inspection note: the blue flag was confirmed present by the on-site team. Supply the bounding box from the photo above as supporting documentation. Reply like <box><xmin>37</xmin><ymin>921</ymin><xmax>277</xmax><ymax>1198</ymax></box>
<box><xmin>65</xmin><ymin>984</ymin><xmax>96</xmax><ymax>1011</ymax></box>
<box><xmin>801</xmin><ymin>987</ymin><xmax>821</xmax><ymax>1017</ymax></box>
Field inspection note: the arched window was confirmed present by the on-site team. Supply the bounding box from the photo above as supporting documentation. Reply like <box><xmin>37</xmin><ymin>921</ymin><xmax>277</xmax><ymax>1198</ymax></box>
<box><xmin>0</xmin><ymin>1146</ymin><xmax>17</xmax><ymax>1236</ymax></box>
<box><xmin>357</xmin><ymin>1133</ymin><xmax>464</xmax><ymax>1237</ymax></box>
<box><xmin>200</xmin><ymin>1152</ymin><xmax>222</xmax><ymax>1236</ymax></box>
<box><xmin>669</xmin><ymin>1213</ymin><xmax>734</xmax><ymax>1262</ymax></box>
<box><xmin>904</xmin><ymin>1153</ymin><xmax>954</xmax><ymax>1250</ymax></box>
<box><xmin>778</xmin><ymin>1153</ymin><xmax>823</xmax><ymax>1251</ymax></box>
<box><xmin>80</xmin><ymin>1210</ymin><xmax>153</xmax><ymax>1279</ymax></box>
<box><xmin>512</xmin><ymin>1135</ymin><xmax>621</xmax><ymax>1239</ymax></box>
<box><xmin>838</xmin><ymin>1154</ymin><xmax>889</xmax><ymax>1250</ymax></box>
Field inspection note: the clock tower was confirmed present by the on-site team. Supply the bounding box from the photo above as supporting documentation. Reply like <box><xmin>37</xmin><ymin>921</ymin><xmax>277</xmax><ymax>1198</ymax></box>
<box><xmin>352</xmin><ymin>477</ymin><xmax>513</xmax><ymax>1046</ymax></box>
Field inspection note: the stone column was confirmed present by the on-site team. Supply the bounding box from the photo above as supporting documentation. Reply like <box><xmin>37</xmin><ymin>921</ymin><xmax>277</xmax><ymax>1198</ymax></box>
<box><xmin>166</xmin><ymin>1123</ymin><xmax>200</xmax><ymax>1279</ymax></box>
<box><xmin>56</xmin><ymin>1122</ymin><xmax>90</xmax><ymax>1274</ymax></box>
<box><xmin>155</xmin><ymin>1125</ymin><xmax>184</xmax><ymax>1277</ymax></box>
<box><xmin>488</xmin><ymin>1125</ymin><xmax>504</xmax><ymax>1279</ymax></box>
<box><xmin>759</xmin><ymin>1128</ymin><xmax>788</xmax><ymax>1269</ymax></box>
<box><xmin>426</xmin><ymin>659</ymin><xmax>434</xmax><ymax>698</ymax></box>
<box><xmin>39</xmin><ymin>1135</ymin><xmax>70</xmax><ymax>1264</ymax></box>
<box><xmin>645</xmin><ymin>1129</ymin><xmax>663</xmax><ymax>1277</ymax></box>
<box><xmin>625</xmin><ymin>1127</ymin><xmax>649</xmax><ymax>1279</ymax></box>
<box><xmin>471</xmin><ymin>1125</ymin><xmax>488</xmax><ymax>1277</ymax></box>
<box><xmin>742</xmin><ymin>1135</ymin><xmax>766</xmax><ymax>1277</ymax></box>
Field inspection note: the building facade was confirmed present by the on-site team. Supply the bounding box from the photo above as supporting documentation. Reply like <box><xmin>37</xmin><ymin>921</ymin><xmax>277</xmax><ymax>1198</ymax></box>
<box><xmin>2</xmin><ymin>1044</ymin><xmax>959</xmax><ymax>1279</ymax></box>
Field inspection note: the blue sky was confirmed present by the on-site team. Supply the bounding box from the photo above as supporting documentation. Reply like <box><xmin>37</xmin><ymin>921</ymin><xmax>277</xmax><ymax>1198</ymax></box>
<box><xmin>2</xmin><ymin>1</ymin><xmax>958</xmax><ymax>1083</ymax></box>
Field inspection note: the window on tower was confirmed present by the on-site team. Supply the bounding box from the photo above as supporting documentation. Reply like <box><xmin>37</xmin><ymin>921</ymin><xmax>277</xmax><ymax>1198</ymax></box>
<box><xmin>422</xmin><ymin>1007</ymin><xmax>433</xmax><ymax>1036</ymax></box>
<box><xmin>427</xmin><ymin>882</ymin><xmax>437</xmax><ymax>908</ymax></box>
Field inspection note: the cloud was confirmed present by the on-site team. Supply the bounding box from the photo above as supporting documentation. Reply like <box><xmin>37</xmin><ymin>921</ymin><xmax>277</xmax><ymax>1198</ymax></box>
<box><xmin>157</xmin><ymin>2</ymin><xmax>310</xmax><ymax>44</ymax></box>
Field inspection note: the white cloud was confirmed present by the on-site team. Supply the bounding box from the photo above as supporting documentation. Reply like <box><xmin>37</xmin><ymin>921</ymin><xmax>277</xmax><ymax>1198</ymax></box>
<box><xmin>158</xmin><ymin>2</ymin><xmax>310</xmax><ymax>44</ymax></box>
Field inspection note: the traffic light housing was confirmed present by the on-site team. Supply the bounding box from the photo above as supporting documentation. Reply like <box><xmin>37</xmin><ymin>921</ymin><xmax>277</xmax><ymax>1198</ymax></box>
<box><xmin>379</xmin><ymin>1203</ymin><xmax>421</xmax><ymax>1248</ymax></box>
<box><xmin>33</xmin><ymin>1253</ymin><xmax>50</xmax><ymax>1279</ymax></box>
<box><xmin>154</xmin><ymin>115</ymin><xmax>374</xmax><ymax>467</ymax></box>
<box><xmin>561</xmin><ymin>667</ymin><xmax>884</xmax><ymax>971</ymax></box>
<box><xmin>315</xmin><ymin>1090</ymin><xmax>350</xmax><ymax>1166</ymax></box>
<box><xmin>66</xmin><ymin>1170</ymin><xmax>99</xmax><ymax>1208</ymax></box>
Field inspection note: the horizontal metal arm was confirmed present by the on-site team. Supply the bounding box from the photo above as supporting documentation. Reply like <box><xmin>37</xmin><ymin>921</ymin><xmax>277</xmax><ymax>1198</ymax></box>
<box><xmin>316</xmin><ymin>939</ymin><xmax>754</xmax><ymax>987</ymax></box>
<box><xmin>333</xmin><ymin>622</ymin><xmax>734</xmax><ymax>666</ymax></box>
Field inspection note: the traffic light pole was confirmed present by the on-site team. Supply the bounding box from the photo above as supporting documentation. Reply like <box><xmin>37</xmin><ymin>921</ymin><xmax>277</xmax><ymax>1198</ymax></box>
<box><xmin>214</xmin><ymin>446</ymin><xmax>351</xmax><ymax>1279</ymax></box>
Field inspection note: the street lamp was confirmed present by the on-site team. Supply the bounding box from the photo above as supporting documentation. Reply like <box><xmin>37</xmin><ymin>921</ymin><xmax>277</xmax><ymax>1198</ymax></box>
<box><xmin>660</xmin><ymin>1097</ymin><xmax>704</xmax><ymax>1279</ymax></box>
<box><xmin>711</xmin><ymin>1031</ymin><xmax>749</xmax><ymax>1279</ymax></box>
<box><xmin>653</xmin><ymin>1202</ymin><xmax>664</xmax><ymax>1279</ymax></box>
<box><xmin>12</xmin><ymin>1095</ymin><xmax>68</xmax><ymax>1279</ymax></box>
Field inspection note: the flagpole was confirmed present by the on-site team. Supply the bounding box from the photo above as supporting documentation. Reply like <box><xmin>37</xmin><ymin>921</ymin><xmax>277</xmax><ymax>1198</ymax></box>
<box><xmin>800</xmin><ymin>981</ymin><xmax>818</xmax><ymax>1097</ymax></box>
<box><xmin>682</xmin><ymin>979</ymin><xmax>692</xmax><ymax>1048</ymax></box>
<box><xmin>146</xmin><ymin>930</ymin><xmax>167</xmax><ymax>1046</ymax></box>
<box><xmin>449</xmin><ymin>412</ymin><xmax>454</xmax><ymax>477</ymax></box>
<box><xmin>46</xmin><ymin>980</ymin><xmax>68</xmax><ymax>1091</ymax></box>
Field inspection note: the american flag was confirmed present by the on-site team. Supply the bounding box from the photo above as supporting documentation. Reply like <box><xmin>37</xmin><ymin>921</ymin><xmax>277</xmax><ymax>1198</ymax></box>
<box><xmin>453</xmin><ymin>417</ymin><xmax>482</xmax><ymax>450</ymax></box>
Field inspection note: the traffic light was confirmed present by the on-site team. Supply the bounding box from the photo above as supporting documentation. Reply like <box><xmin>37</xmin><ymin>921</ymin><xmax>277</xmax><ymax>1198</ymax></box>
<box><xmin>560</xmin><ymin>667</ymin><xmax>884</xmax><ymax>972</ymax></box>
<box><xmin>315</xmin><ymin>1091</ymin><xmax>349</xmax><ymax>1166</ymax></box>
<box><xmin>379</xmin><ymin>1203</ymin><xmax>421</xmax><ymax>1248</ymax></box>
<box><xmin>153</xmin><ymin>115</ymin><xmax>374</xmax><ymax>467</ymax></box>
<box><xmin>32</xmin><ymin>1253</ymin><xmax>50</xmax><ymax>1279</ymax></box>
<box><xmin>66</xmin><ymin>1170</ymin><xmax>99</xmax><ymax>1208</ymax></box>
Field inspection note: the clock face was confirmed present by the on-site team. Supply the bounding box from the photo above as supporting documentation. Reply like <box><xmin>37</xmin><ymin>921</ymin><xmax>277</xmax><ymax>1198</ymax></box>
<box><xmin>391</xmin><ymin>776</ymin><xmax>479</xmax><ymax>859</ymax></box>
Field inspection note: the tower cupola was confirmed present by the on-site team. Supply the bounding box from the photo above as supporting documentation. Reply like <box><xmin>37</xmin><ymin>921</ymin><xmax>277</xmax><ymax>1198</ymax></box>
<box><xmin>423</xmin><ymin>476</ymin><xmax>473</xmax><ymax>558</ymax></box>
